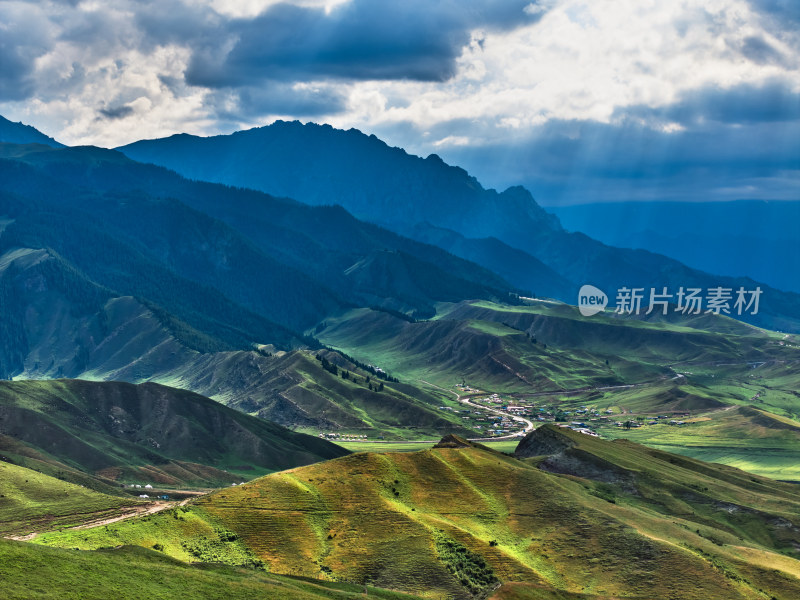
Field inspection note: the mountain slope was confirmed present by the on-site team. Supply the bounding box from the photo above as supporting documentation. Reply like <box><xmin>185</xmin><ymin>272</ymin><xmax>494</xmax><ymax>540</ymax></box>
<box><xmin>118</xmin><ymin>120</ymin><xmax>800</xmax><ymax>332</ymax></box>
<box><xmin>171</xmin><ymin>349</ymin><xmax>477</xmax><ymax>437</ymax></box>
<box><xmin>0</xmin><ymin>239</ymin><xmax>479</xmax><ymax>438</ymax></box>
<box><xmin>0</xmin><ymin>142</ymin><xmax>519</xmax><ymax>327</ymax></box>
<box><xmin>0</xmin><ymin>379</ymin><xmax>349</xmax><ymax>490</ymax></box>
<box><xmin>550</xmin><ymin>200</ymin><xmax>800</xmax><ymax>294</ymax></box>
<box><xmin>404</xmin><ymin>222</ymin><xmax>574</xmax><ymax>299</ymax></box>
<box><xmin>36</xmin><ymin>432</ymin><xmax>800</xmax><ymax>599</ymax></box>
<box><xmin>119</xmin><ymin>121</ymin><xmax>561</xmax><ymax>240</ymax></box>
<box><xmin>317</xmin><ymin>300</ymin><xmax>791</xmax><ymax>392</ymax></box>
<box><xmin>0</xmin><ymin>116</ymin><xmax>63</xmax><ymax>147</ymax></box>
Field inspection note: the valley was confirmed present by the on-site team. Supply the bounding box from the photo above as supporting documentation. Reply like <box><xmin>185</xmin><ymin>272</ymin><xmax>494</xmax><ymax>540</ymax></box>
<box><xmin>0</xmin><ymin>115</ymin><xmax>797</xmax><ymax>598</ymax></box>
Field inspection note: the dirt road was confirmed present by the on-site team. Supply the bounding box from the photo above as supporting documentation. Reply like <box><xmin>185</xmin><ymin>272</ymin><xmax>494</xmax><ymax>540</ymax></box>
<box><xmin>6</xmin><ymin>497</ymin><xmax>194</xmax><ymax>542</ymax></box>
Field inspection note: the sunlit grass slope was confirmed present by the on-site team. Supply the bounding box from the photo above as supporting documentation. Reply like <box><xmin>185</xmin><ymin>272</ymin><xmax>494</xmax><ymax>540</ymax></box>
<box><xmin>0</xmin><ymin>539</ymin><xmax>425</xmax><ymax>600</ymax></box>
<box><xmin>0</xmin><ymin>461</ymin><xmax>138</xmax><ymax>536</ymax></box>
<box><xmin>317</xmin><ymin>301</ymin><xmax>795</xmax><ymax>394</ymax></box>
<box><xmin>38</xmin><ymin>429</ymin><xmax>800</xmax><ymax>599</ymax></box>
<box><xmin>604</xmin><ymin>405</ymin><xmax>800</xmax><ymax>480</ymax></box>
<box><xmin>232</xmin><ymin>350</ymin><xmax>476</xmax><ymax>438</ymax></box>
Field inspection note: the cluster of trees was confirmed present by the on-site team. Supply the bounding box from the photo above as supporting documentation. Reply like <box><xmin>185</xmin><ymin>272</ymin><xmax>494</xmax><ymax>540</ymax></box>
<box><xmin>369</xmin><ymin>305</ymin><xmax>418</xmax><ymax>323</ymax></box>
<box><xmin>315</xmin><ymin>353</ymin><xmax>387</xmax><ymax>392</ymax></box>
<box><xmin>317</xmin><ymin>354</ymin><xmax>339</xmax><ymax>377</ymax></box>
<box><xmin>318</xmin><ymin>346</ymin><xmax>399</xmax><ymax>383</ymax></box>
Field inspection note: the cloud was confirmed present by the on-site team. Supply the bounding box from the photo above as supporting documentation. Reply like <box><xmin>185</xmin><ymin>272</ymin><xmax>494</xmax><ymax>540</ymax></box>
<box><xmin>98</xmin><ymin>104</ymin><xmax>135</xmax><ymax>120</ymax></box>
<box><xmin>212</xmin><ymin>82</ymin><xmax>349</xmax><ymax>119</ymax></box>
<box><xmin>619</xmin><ymin>80</ymin><xmax>800</xmax><ymax>126</ymax></box>
<box><xmin>436</xmin><ymin>115</ymin><xmax>800</xmax><ymax>204</ymax></box>
<box><xmin>740</xmin><ymin>35</ymin><xmax>788</xmax><ymax>65</ymax></box>
<box><xmin>185</xmin><ymin>0</ymin><xmax>539</xmax><ymax>87</ymax></box>
<box><xmin>0</xmin><ymin>3</ymin><xmax>54</xmax><ymax>101</ymax></box>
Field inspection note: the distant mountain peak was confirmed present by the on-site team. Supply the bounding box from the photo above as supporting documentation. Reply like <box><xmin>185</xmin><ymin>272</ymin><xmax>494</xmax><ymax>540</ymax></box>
<box><xmin>0</xmin><ymin>115</ymin><xmax>64</xmax><ymax>148</ymax></box>
<box><xmin>118</xmin><ymin>119</ymin><xmax>562</xmax><ymax>240</ymax></box>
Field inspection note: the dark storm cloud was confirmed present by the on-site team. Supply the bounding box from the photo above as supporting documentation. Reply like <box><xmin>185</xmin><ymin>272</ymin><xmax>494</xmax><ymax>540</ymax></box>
<box><xmin>236</xmin><ymin>84</ymin><xmax>348</xmax><ymax>117</ymax></box>
<box><xmin>0</xmin><ymin>40</ymin><xmax>38</xmax><ymax>101</ymax></box>
<box><xmin>98</xmin><ymin>104</ymin><xmax>135</xmax><ymax>120</ymax></box>
<box><xmin>185</xmin><ymin>0</ymin><xmax>539</xmax><ymax>87</ymax></box>
<box><xmin>622</xmin><ymin>81</ymin><xmax>800</xmax><ymax>126</ymax></box>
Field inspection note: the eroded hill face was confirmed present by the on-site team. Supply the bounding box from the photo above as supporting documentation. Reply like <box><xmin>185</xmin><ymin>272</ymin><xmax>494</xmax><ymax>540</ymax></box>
<box><xmin>37</xmin><ymin>431</ymin><xmax>800</xmax><ymax>599</ymax></box>
<box><xmin>0</xmin><ymin>379</ymin><xmax>348</xmax><ymax>491</ymax></box>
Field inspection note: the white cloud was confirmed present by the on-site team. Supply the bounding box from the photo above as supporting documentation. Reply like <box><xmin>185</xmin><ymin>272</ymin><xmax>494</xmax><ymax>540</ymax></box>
<box><xmin>433</xmin><ymin>135</ymin><xmax>471</xmax><ymax>147</ymax></box>
<box><xmin>185</xmin><ymin>0</ymin><xmax>350</xmax><ymax>19</ymax></box>
<box><xmin>342</xmin><ymin>0</ymin><xmax>800</xmax><ymax>152</ymax></box>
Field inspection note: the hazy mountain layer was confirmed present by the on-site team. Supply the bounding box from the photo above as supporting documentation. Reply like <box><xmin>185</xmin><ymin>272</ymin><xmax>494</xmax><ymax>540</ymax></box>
<box><xmin>118</xmin><ymin>120</ymin><xmax>800</xmax><ymax>332</ymax></box>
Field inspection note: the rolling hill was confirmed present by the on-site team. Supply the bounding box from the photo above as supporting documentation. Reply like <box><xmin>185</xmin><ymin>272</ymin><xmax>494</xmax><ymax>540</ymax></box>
<box><xmin>0</xmin><ymin>232</ymin><xmax>483</xmax><ymax>438</ymax></box>
<box><xmin>317</xmin><ymin>300</ymin><xmax>794</xmax><ymax>393</ymax></box>
<box><xmin>0</xmin><ymin>461</ymin><xmax>139</xmax><ymax>537</ymax></box>
<box><xmin>0</xmin><ymin>379</ymin><xmax>349</xmax><ymax>491</ymax></box>
<box><xmin>35</xmin><ymin>428</ymin><xmax>800</xmax><ymax>599</ymax></box>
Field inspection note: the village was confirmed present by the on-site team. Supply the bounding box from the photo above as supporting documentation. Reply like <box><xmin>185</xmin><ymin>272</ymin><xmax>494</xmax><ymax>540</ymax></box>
<box><xmin>450</xmin><ymin>384</ymin><xmax>696</xmax><ymax>438</ymax></box>
<box><xmin>315</xmin><ymin>383</ymin><xmax>697</xmax><ymax>443</ymax></box>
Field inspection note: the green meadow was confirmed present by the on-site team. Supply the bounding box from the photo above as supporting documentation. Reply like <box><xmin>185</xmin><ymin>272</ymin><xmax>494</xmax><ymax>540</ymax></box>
<box><xmin>35</xmin><ymin>429</ymin><xmax>800</xmax><ymax>599</ymax></box>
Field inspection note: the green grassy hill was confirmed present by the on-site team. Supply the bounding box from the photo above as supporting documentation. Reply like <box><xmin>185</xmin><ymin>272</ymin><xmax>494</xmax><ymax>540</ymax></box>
<box><xmin>0</xmin><ymin>539</ymin><xmax>425</xmax><ymax>600</ymax></box>
<box><xmin>0</xmin><ymin>461</ymin><xmax>139</xmax><ymax>537</ymax></box>
<box><xmin>36</xmin><ymin>429</ymin><xmax>800</xmax><ymax>599</ymax></box>
<box><xmin>0</xmin><ymin>239</ymin><xmax>469</xmax><ymax>438</ymax></box>
<box><xmin>171</xmin><ymin>349</ymin><xmax>475</xmax><ymax>439</ymax></box>
<box><xmin>0</xmin><ymin>379</ymin><xmax>348</xmax><ymax>491</ymax></box>
<box><xmin>317</xmin><ymin>307</ymin><xmax>632</xmax><ymax>393</ymax></box>
<box><xmin>600</xmin><ymin>405</ymin><xmax>800</xmax><ymax>480</ymax></box>
<box><xmin>317</xmin><ymin>301</ymin><xmax>792</xmax><ymax>394</ymax></box>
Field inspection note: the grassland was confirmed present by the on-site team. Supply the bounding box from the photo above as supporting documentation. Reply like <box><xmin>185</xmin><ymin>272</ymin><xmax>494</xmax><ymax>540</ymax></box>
<box><xmin>0</xmin><ymin>461</ymin><xmax>139</xmax><ymax>537</ymax></box>
<box><xmin>0</xmin><ymin>538</ymin><xmax>426</xmax><ymax>600</ymax></box>
<box><xmin>318</xmin><ymin>301</ymin><xmax>796</xmax><ymax>395</ymax></box>
<box><xmin>598</xmin><ymin>405</ymin><xmax>800</xmax><ymax>480</ymax></box>
<box><xmin>171</xmin><ymin>349</ymin><xmax>479</xmax><ymax>441</ymax></box>
<box><xmin>36</xmin><ymin>430</ymin><xmax>800</xmax><ymax>599</ymax></box>
<box><xmin>336</xmin><ymin>440</ymin><xmax>521</xmax><ymax>454</ymax></box>
<box><xmin>318</xmin><ymin>301</ymin><xmax>800</xmax><ymax>481</ymax></box>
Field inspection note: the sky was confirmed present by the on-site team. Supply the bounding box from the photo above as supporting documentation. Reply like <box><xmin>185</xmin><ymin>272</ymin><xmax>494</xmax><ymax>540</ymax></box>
<box><xmin>0</xmin><ymin>0</ymin><xmax>798</xmax><ymax>205</ymax></box>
